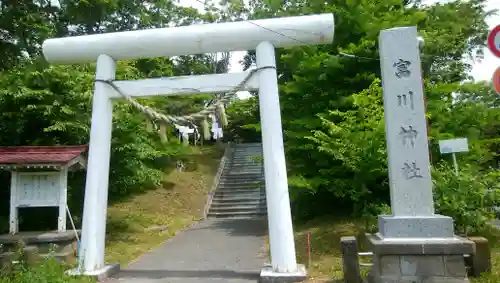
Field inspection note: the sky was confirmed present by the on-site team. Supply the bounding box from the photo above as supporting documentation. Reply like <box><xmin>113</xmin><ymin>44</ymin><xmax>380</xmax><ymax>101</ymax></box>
<box><xmin>178</xmin><ymin>0</ymin><xmax>500</xmax><ymax>87</ymax></box>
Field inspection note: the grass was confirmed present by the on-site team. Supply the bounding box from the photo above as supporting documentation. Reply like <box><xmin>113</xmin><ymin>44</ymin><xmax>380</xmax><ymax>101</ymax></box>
<box><xmin>294</xmin><ymin>217</ymin><xmax>367</xmax><ymax>282</ymax></box>
<box><xmin>104</xmin><ymin>145</ymin><xmax>221</xmax><ymax>265</ymax></box>
<box><xmin>264</xmin><ymin>217</ymin><xmax>500</xmax><ymax>283</ymax></box>
<box><xmin>0</xmin><ymin>259</ymin><xmax>96</xmax><ymax>283</ymax></box>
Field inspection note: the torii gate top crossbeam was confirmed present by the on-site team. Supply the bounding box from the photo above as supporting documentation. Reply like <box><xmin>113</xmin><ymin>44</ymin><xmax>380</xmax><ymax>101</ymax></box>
<box><xmin>42</xmin><ymin>14</ymin><xmax>334</xmax><ymax>64</ymax></box>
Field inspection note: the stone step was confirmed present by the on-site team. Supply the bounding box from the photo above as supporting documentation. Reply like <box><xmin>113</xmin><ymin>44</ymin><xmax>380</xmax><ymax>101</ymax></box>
<box><xmin>222</xmin><ymin>171</ymin><xmax>262</xmax><ymax>175</ymax></box>
<box><xmin>218</xmin><ymin>182</ymin><xmax>263</xmax><ymax>188</ymax></box>
<box><xmin>225</xmin><ymin>163</ymin><xmax>262</xmax><ymax>166</ymax></box>
<box><xmin>217</xmin><ymin>183</ymin><xmax>263</xmax><ymax>189</ymax></box>
<box><xmin>221</xmin><ymin>172</ymin><xmax>262</xmax><ymax>176</ymax></box>
<box><xmin>225</xmin><ymin>170</ymin><xmax>262</xmax><ymax>173</ymax></box>
<box><xmin>211</xmin><ymin>201</ymin><xmax>266</xmax><ymax>207</ymax></box>
<box><xmin>223</xmin><ymin>169</ymin><xmax>262</xmax><ymax>173</ymax></box>
<box><xmin>0</xmin><ymin>250</ymin><xmax>74</xmax><ymax>265</ymax></box>
<box><xmin>212</xmin><ymin>196</ymin><xmax>266</xmax><ymax>203</ymax></box>
<box><xmin>209</xmin><ymin>205</ymin><xmax>267</xmax><ymax>213</ymax></box>
<box><xmin>233</xmin><ymin>144</ymin><xmax>262</xmax><ymax>147</ymax></box>
<box><xmin>224</xmin><ymin>169</ymin><xmax>262</xmax><ymax>173</ymax></box>
<box><xmin>231</xmin><ymin>154</ymin><xmax>262</xmax><ymax>158</ymax></box>
<box><xmin>211</xmin><ymin>199</ymin><xmax>266</xmax><ymax>206</ymax></box>
<box><xmin>218</xmin><ymin>183</ymin><xmax>262</xmax><ymax>189</ymax></box>
<box><xmin>212</xmin><ymin>193</ymin><xmax>265</xmax><ymax>200</ymax></box>
<box><xmin>224</xmin><ymin>169</ymin><xmax>263</xmax><ymax>173</ymax></box>
<box><xmin>228</xmin><ymin>159</ymin><xmax>261</xmax><ymax>163</ymax></box>
<box><xmin>214</xmin><ymin>191</ymin><xmax>265</xmax><ymax>198</ymax></box>
<box><xmin>225</xmin><ymin>165</ymin><xmax>262</xmax><ymax>168</ymax></box>
<box><xmin>207</xmin><ymin>211</ymin><xmax>267</xmax><ymax>218</ymax></box>
<box><xmin>230</xmin><ymin>158</ymin><xmax>261</xmax><ymax>161</ymax></box>
<box><xmin>232</xmin><ymin>149</ymin><xmax>262</xmax><ymax>151</ymax></box>
<box><xmin>228</xmin><ymin>160</ymin><xmax>262</xmax><ymax>163</ymax></box>
<box><xmin>218</xmin><ymin>183</ymin><xmax>263</xmax><ymax>188</ymax></box>
<box><xmin>220</xmin><ymin>176</ymin><xmax>262</xmax><ymax>180</ymax></box>
<box><xmin>217</xmin><ymin>185</ymin><xmax>263</xmax><ymax>190</ymax></box>
<box><xmin>221</xmin><ymin>171</ymin><xmax>263</xmax><ymax>175</ymax></box>
<box><xmin>233</xmin><ymin>143</ymin><xmax>262</xmax><ymax>147</ymax></box>
<box><xmin>40</xmin><ymin>251</ymin><xmax>74</xmax><ymax>262</ymax></box>
<box><xmin>225</xmin><ymin>169</ymin><xmax>262</xmax><ymax>172</ymax></box>
<box><xmin>216</xmin><ymin>188</ymin><xmax>264</xmax><ymax>194</ymax></box>
<box><xmin>221</xmin><ymin>173</ymin><xmax>263</xmax><ymax>176</ymax></box>
<box><xmin>0</xmin><ymin>238</ymin><xmax>76</xmax><ymax>255</ymax></box>
<box><xmin>226</xmin><ymin>161</ymin><xmax>262</xmax><ymax>165</ymax></box>
<box><xmin>230</xmin><ymin>156</ymin><xmax>262</xmax><ymax>159</ymax></box>
<box><xmin>220</xmin><ymin>173</ymin><xmax>263</xmax><ymax>178</ymax></box>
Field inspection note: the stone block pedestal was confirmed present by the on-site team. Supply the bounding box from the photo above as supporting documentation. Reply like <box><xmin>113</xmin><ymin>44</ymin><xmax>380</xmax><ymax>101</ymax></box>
<box><xmin>66</xmin><ymin>264</ymin><xmax>120</xmax><ymax>281</ymax></box>
<box><xmin>379</xmin><ymin>215</ymin><xmax>455</xmax><ymax>238</ymax></box>
<box><xmin>259</xmin><ymin>264</ymin><xmax>307</xmax><ymax>283</ymax></box>
<box><xmin>0</xmin><ymin>230</ymin><xmax>81</xmax><ymax>264</ymax></box>
<box><xmin>366</xmin><ymin>234</ymin><xmax>474</xmax><ymax>283</ymax></box>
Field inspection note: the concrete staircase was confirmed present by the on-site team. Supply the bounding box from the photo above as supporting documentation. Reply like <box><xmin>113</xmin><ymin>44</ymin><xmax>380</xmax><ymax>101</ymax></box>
<box><xmin>207</xmin><ymin>143</ymin><xmax>267</xmax><ymax>218</ymax></box>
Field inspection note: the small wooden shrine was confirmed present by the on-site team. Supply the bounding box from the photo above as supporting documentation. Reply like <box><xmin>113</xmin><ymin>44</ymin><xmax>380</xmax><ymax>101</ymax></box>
<box><xmin>0</xmin><ymin>145</ymin><xmax>87</xmax><ymax>234</ymax></box>
<box><xmin>0</xmin><ymin>145</ymin><xmax>87</xmax><ymax>263</ymax></box>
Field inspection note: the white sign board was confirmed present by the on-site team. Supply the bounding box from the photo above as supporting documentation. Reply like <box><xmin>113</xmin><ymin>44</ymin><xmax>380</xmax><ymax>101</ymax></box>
<box><xmin>439</xmin><ymin>138</ymin><xmax>469</xmax><ymax>154</ymax></box>
<box><xmin>16</xmin><ymin>173</ymin><xmax>60</xmax><ymax>207</ymax></box>
<box><xmin>10</xmin><ymin>171</ymin><xmax>68</xmax><ymax>234</ymax></box>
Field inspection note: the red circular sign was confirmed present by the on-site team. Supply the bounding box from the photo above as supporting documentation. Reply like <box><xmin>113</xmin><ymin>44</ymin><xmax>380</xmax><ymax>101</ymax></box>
<box><xmin>493</xmin><ymin>67</ymin><xmax>500</xmax><ymax>94</ymax></box>
<box><xmin>488</xmin><ymin>25</ymin><xmax>500</xmax><ymax>58</ymax></box>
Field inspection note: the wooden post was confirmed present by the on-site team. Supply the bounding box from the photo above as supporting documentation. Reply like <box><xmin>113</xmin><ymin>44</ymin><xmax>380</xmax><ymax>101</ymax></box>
<box><xmin>58</xmin><ymin>167</ymin><xmax>68</xmax><ymax>232</ymax></box>
<box><xmin>340</xmin><ymin>236</ymin><xmax>361</xmax><ymax>283</ymax></box>
<box><xmin>9</xmin><ymin>171</ymin><xmax>19</xmax><ymax>235</ymax></box>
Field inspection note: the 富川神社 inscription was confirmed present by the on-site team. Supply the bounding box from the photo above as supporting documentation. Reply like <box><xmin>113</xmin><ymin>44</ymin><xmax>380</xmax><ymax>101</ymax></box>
<box><xmin>379</xmin><ymin>26</ymin><xmax>434</xmax><ymax>217</ymax></box>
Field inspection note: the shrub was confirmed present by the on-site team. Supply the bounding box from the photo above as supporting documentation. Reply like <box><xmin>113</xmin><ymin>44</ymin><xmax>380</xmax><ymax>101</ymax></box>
<box><xmin>432</xmin><ymin>162</ymin><xmax>500</xmax><ymax>235</ymax></box>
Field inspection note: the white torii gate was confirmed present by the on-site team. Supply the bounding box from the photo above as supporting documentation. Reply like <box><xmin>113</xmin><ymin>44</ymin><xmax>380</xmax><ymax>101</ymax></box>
<box><xmin>42</xmin><ymin>14</ymin><xmax>334</xmax><ymax>280</ymax></box>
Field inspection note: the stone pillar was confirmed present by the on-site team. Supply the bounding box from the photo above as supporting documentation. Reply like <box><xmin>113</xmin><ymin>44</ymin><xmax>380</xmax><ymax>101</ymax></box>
<box><xmin>368</xmin><ymin>26</ymin><xmax>473</xmax><ymax>283</ymax></box>
<box><xmin>467</xmin><ymin>237</ymin><xmax>491</xmax><ymax>277</ymax></box>
<box><xmin>340</xmin><ymin>236</ymin><xmax>362</xmax><ymax>283</ymax></box>
<box><xmin>256</xmin><ymin>41</ymin><xmax>306</xmax><ymax>282</ymax></box>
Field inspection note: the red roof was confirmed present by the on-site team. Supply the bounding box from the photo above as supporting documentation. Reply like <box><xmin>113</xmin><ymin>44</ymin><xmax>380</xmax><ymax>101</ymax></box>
<box><xmin>0</xmin><ymin>145</ymin><xmax>87</xmax><ymax>164</ymax></box>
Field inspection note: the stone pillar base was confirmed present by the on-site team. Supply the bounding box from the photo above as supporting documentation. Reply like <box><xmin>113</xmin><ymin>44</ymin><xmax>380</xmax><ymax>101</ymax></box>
<box><xmin>66</xmin><ymin>263</ymin><xmax>120</xmax><ymax>281</ymax></box>
<box><xmin>378</xmin><ymin>214</ymin><xmax>455</xmax><ymax>238</ymax></box>
<box><xmin>366</xmin><ymin>234</ymin><xmax>473</xmax><ymax>283</ymax></box>
<box><xmin>259</xmin><ymin>264</ymin><xmax>307</xmax><ymax>283</ymax></box>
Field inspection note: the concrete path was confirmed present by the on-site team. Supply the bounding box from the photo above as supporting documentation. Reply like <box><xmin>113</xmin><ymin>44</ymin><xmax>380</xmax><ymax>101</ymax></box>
<box><xmin>109</xmin><ymin>218</ymin><xmax>267</xmax><ymax>283</ymax></box>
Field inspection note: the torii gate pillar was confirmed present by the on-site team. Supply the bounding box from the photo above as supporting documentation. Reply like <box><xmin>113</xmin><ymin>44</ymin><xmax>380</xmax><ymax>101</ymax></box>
<box><xmin>42</xmin><ymin>14</ymin><xmax>335</xmax><ymax>281</ymax></box>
